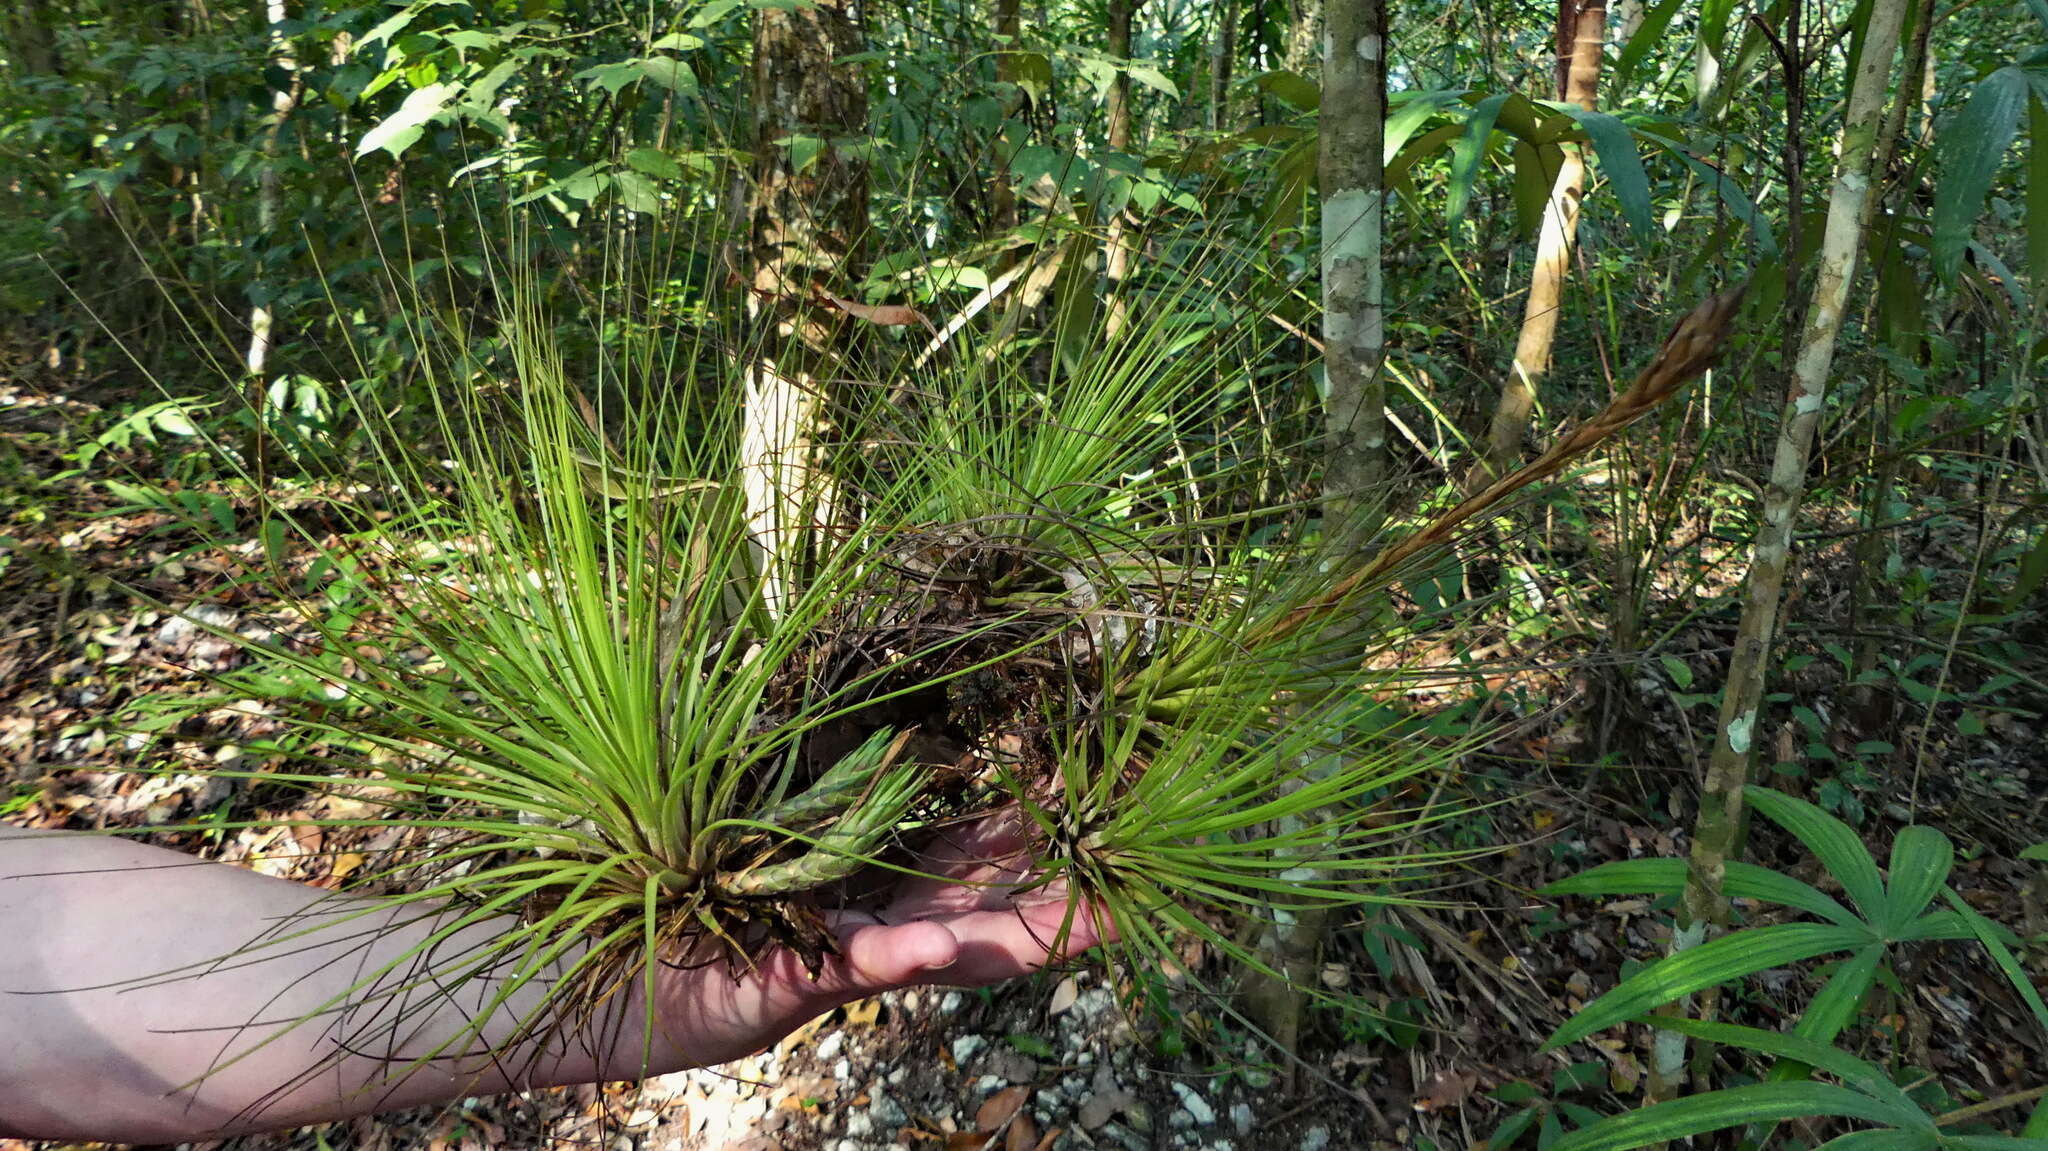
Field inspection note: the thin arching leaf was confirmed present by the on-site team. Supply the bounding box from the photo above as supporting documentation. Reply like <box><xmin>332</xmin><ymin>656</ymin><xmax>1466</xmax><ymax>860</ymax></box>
<box><xmin>1447</xmin><ymin>92</ymin><xmax>1512</xmax><ymax>223</ymax></box>
<box><xmin>1942</xmin><ymin>889</ymin><xmax>2048</xmax><ymax>1037</ymax></box>
<box><xmin>1747</xmin><ymin>788</ymin><xmax>1889</xmax><ymax>924</ymax></box>
<box><xmin>1614</xmin><ymin>0</ymin><xmax>1685</xmax><ymax>93</ymax></box>
<box><xmin>1793</xmin><ymin>945</ymin><xmax>1884</xmax><ymax>1045</ymax></box>
<box><xmin>1545</xmin><ymin>923</ymin><xmax>1874</xmax><ymax>1050</ymax></box>
<box><xmin>1651</xmin><ymin>1014</ymin><xmax>1921</xmax><ymax>1115</ymax></box>
<box><xmin>1933</xmin><ymin>66</ymin><xmax>2027</xmax><ymax>281</ymax></box>
<box><xmin>1383</xmin><ymin>89</ymin><xmax>1468</xmax><ymax>162</ymax></box>
<box><xmin>1561</xmin><ymin>108</ymin><xmax>1655</xmax><ymax>237</ymax></box>
<box><xmin>1548</xmin><ymin>1083</ymin><xmax>1917</xmax><ymax>1151</ymax></box>
<box><xmin>1656</xmin><ymin>143</ymin><xmax>1778</xmax><ymax>255</ymax></box>
<box><xmin>1511</xmin><ymin>139</ymin><xmax>1559</xmax><ymax>239</ymax></box>
<box><xmin>1539</xmin><ymin>858</ymin><xmax>1859</xmax><ymax>927</ymax></box>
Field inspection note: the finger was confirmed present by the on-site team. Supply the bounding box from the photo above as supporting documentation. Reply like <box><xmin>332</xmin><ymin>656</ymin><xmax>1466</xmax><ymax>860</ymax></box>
<box><xmin>753</xmin><ymin>919</ymin><xmax>962</xmax><ymax>1022</ymax></box>
<box><xmin>922</xmin><ymin>898</ymin><xmax>1113</xmax><ymax>987</ymax></box>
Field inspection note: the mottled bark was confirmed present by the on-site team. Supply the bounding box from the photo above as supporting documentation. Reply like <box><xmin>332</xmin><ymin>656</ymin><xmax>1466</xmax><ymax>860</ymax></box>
<box><xmin>1319</xmin><ymin>0</ymin><xmax>1388</xmax><ymax>536</ymax></box>
<box><xmin>743</xmin><ymin>0</ymin><xmax>869</xmax><ymax>614</ymax></box>
<box><xmin>1242</xmin><ymin>0</ymin><xmax>1386</xmax><ymax>1065</ymax></box>
<box><xmin>245</xmin><ymin>0</ymin><xmax>298</xmax><ymax>384</ymax></box>
<box><xmin>1663</xmin><ymin>0</ymin><xmax>1910</xmax><ymax>1092</ymax></box>
<box><xmin>1483</xmin><ymin>0</ymin><xmax>1604</xmax><ymax>478</ymax></box>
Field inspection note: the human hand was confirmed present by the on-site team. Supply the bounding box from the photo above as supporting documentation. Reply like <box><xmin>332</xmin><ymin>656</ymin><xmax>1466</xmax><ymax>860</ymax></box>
<box><xmin>636</xmin><ymin>812</ymin><xmax>1110</xmax><ymax>1071</ymax></box>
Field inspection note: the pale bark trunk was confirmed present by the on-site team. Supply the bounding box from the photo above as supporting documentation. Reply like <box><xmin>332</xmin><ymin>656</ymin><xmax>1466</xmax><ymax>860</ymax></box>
<box><xmin>1661</xmin><ymin>0</ymin><xmax>1911</xmax><ymax>1093</ymax></box>
<box><xmin>1102</xmin><ymin>0</ymin><xmax>1141</xmax><ymax>337</ymax></box>
<box><xmin>1319</xmin><ymin>0</ymin><xmax>1388</xmax><ymax>534</ymax></box>
<box><xmin>743</xmin><ymin>0</ymin><xmax>869</xmax><ymax>615</ymax></box>
<box><xmin>1241</xmin><ymin>0</ymin><xmax>1386</xmax><ymax>1067</ymax></box>
<box><xmin>245</xmin><ymin>0</ymin><xmax>297</xmax><ymax>384</ymax></box>
<box><xmin>1482</xmin><ymin>0</ymin><xmax>1605</xmax><ymax>478</ymax></box>
<box><xmin>244</xmin><ymin>0</ymin><xmax>299</xmax><ymax>479</ymax></box>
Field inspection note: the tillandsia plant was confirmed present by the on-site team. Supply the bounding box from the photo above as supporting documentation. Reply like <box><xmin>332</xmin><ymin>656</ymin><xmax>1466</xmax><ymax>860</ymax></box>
<box><xmin>73</xmin><ymin>207</ymin><xmax>1747</xmax><ymax>1103</ymax></box>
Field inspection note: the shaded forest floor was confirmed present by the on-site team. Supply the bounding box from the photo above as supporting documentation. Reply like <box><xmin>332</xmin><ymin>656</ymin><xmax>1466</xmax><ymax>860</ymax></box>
<box><xmin>4</xmin><ymin>365</ymin><xmax>2046</xmax><ymax>1151</ymax></box>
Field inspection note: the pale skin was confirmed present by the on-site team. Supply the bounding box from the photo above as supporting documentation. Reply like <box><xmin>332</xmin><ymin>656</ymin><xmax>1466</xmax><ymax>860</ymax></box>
<box><xmin>0</xmin><ymin>819</ymin><xmax>1103</xmax><ymax>1143</ymax></box>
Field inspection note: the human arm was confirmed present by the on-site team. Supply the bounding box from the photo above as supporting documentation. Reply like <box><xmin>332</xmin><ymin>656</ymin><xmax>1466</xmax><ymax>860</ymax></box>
<box><xmin>0</xmin><ymin>820</ymin><xmax>1101</xmax><ymax>1142</ymax></box>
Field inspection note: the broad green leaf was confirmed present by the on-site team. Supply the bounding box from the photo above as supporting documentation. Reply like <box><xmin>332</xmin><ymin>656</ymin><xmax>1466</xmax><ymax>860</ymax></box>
<box><xmin>1882</xmin><ymin>826</ymin><xmax>1953</xmax><ymax>931</ymax></box>
<box><xmin>1447</xmin><ymin>93</ymin><xmax>1511</xmax><ymax>223</ymax></box>
<box><xmin>2026</xmin><ymin>1092</ymin><xmax>2048</xmax><ymax>1139</ymax></box>
<box><xmin>688</xmin><ymin>0</ymin><xmax>745</xmax><ymax>27</ymax></box>
<box><xmin>576</xmin><ymin>60</ymin><xmax>644</xmax><ymax>97</ymax></box>
<box><xmin>1562</xmin><ymin>109</ymin><xmax>1654</xmax><ymax>237</ymax></box>
<box><xmin>613</xmin><ymin>169</ymin><xmax>661</xmax><ymax>213</ymax></box>
<box><xmin>625</xmin><ymin>147</ymin><xmax>684</xmax><ymax>180</ymax></box>
<box><xmin>1254</xmin><ymin>69</ymin><xmax>1320</xmax><ymax>111</ymax></box>
<box><xmin>1545</xmin><ymin>923</ymin><xmax>1873</xmax><ymax>1049</ymax></box>
<box><xmin>152</xmin><ymin>406</ymin><xmax>199</xmax><ymax>436</ymax></box>
<box><xmin>1539</xmin><ymin>858</ymin><xmax>1859</xmax><ymax>927</ymax></box>
<box><xmin>1510</xmin><ymin>140</ymin><xmax>1555</xmax><ymax>239</ymax></box>
<box><xmin>1748</xmin><ymin>788</ymin><xmax>1888</xmax><ymax>923</ymax></box>
<box><xmin>1900</xmin><ymin>909</ymin><xmax>1982</xmax><ymax>938</ymax></box>
<box><xmin>636</xmin><ymin>55</ymin><xmax>698</xmax><ymax>93</ymax></box>
<box><xmin>1933</xmin><ymin>67</ymin><xmax>2027</xmax><ymax>281</ymax></box>
<box><xmin>1941</xmin><ymin>888</ymin><xmax>2048</xmax><ymax>1036</ymax></box>
<box><xmin>1945</xmin><ymin>1139</ymin><xmax>2048</xmax><ymax>1151</ymax></box>
<box><xmin>1125</xmin><ymin>64</ymin><xmax>1178</xmax><ymax>98</ymax></box>
<box><xmin>357</xmin><ymin>82</ymin><xmax>458</xmax><ymax>158</ymax></box>
<box><xmin>2023</xmin><ymin>842</ymin><xmax>2048</xmax><ymax>862</ymax></box>
<box><xmin>1613</xmin><ymin>0</ymin><xmax>1685</xmax><ymax>93</ymax></box>
<box><xmin>442</xmin><ymin>29</ymin><xmax>499</xmax><ymax>50</ymax></box>
<box><xmin>1548</xmin><ymin>1083</ymin><xmax>1916</xmax><ymax>1151</ymax></box>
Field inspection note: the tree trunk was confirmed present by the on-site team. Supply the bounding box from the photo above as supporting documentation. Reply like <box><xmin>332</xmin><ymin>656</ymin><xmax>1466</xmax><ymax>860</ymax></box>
<box><xmin>1208</xmin><ymin>0</ymin><xmax>1237</xmax><ymax>130</ymax></box>
<box><xmin>991</xmin><ymin>0</ymin><xmax>1024</xmax><ymax>236</ymax></box>
<box><xmin>1241</xmin><ymin>0</ymin><xmax>1386</xmax><ymax>1069</ymax></box>
<box><xmin>1102</xmin><ymin>0</ymin><xmax>1142</xmax><ymax>336</ymax></box>
<box><xmin>1482</xmin><ymin>0</ymin><xmax>1605</xmax><ymax>479</ymax></box>
<box><xmin>1319</xmin><ymin>0</ymin><xmax>1388</xmax><ymax>534</ymax></box>
<box><xmin>245</xmin><ymin>0</ymin><xmax>299</xmax><ymax>477</ymax></box>
<box><xmin>1663</xmin><ymin>0</ymin><xmax>1911</xmax><ymax>1092</ymax></box>
<box><xmin>743</xmin><ymin>0</ymin><xmax>870</xmax><ymax>615</ymax></box>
